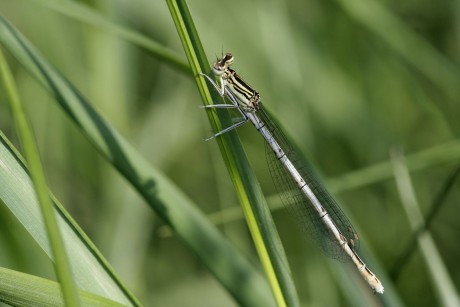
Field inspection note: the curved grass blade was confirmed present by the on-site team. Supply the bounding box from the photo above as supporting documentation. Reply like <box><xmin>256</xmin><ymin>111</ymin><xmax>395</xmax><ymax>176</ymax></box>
<box><xmin>0</xmin><ymin>131</ymin><xmax>140</xmax><ymax>306</ymax></box>
<box><xmin>0</xmin><ymin>16</ymin><xmax>274</xmax><ymax>307</ymax></box>
<box><xmin>339</xmin><ymin>0</ymin><xmax>460</xmax><ymax>101</ymax></box>
<box><xmin>27</xmin><ymin>0</ymin><xmax>189</xmax><ymax>73</ymax></box>
<box><xmin>0</xmin><ymin>266</ymin><xmax>128</xmax><ymax>307</ymax></box>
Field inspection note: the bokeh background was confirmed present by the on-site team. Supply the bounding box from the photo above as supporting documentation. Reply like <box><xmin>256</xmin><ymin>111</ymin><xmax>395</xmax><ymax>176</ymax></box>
<box><xmin>1</xmin><ymin>0</ymin><xmax>460</xmax><ymax>306</ymax></box>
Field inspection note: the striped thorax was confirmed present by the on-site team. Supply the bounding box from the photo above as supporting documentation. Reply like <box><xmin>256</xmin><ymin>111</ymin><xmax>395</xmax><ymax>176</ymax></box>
<box><xmin>213</xmin><ymin>53</ymin><xmax>260</xmax><ymax>112</ymax></box>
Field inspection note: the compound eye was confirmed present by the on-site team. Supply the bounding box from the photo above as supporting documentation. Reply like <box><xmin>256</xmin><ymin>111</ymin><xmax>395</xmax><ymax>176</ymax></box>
<box><xmin>223</xmin><ymin>53</ymin><xmax>234</xmax><ymax>65</ymax></box>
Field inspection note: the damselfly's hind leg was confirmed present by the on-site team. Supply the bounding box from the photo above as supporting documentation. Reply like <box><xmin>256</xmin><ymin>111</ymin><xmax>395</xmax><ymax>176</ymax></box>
<box><xmin>200</xmin><ymin>104</ymin><xmax>238</xmax><ymax>109</ymax></box>
<box><xmin>202</xmin><ymin>94</ymin><xmax>250</xmax><ymax>141</ymax></box>
<box><xmin>204</xmin><ymin>118</ymin><xmax>249</xmax><ymax>141</ymax></box>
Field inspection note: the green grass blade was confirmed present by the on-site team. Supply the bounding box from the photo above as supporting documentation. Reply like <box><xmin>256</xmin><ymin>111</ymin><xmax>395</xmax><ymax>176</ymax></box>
<box><xmin>0</xmin><ymin>49</ymin><xmax>80</xmax><ymax>306</ymax></box>
<box><xmin>0</xmin><ymin>266</ymin><xmax>128</xmax><ymax>307</ymax></box>
<box><xmin>0</xmin><ymin>16</ymin><xmax>274</xmax><ymax>307</ymax></box>
<box><xmin>391</xmin><ymin>166</ymin><xmax>460</xmax><ymax>279</ymax></box>
<box><xmin>0</xmin><ymin>131</ymin><xmax>140</xmax><ymax>306</ymax></box>
<box><xmin>339</xmin><ymin>0</ymin><xmax>460</xmax><ymax>100</ymax></box>
<box><xmin>26</xmin><ymin>0</ymin><xmax>189</xmax><ymax>73</ymax></box>
<box><xmin>328</xmin><ymin>139</ymin><xmax>460</xmax><ymax>193</ymax></box>
<box><xmin>391</xmin><ymin>148</ymin><xmax>460</xmax><ymax>307</ymax></box>
<box><xmin>165</xmin><ymin>0</ymin><xmax>299</xmax><ymax>306</ymax></box>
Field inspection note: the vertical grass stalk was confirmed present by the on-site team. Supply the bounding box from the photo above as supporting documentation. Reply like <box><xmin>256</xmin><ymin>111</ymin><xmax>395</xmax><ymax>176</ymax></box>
<box><xmin>165</xmin><ymin>0</ymin><xmax>299</xmax><ymax>306</ymax></box>
<box><xmin>0</xmin><ymin>49</ymin><xmax>80</xmax><ymax>306</ymax></box>
<box><xmin>391</xmin><ymin>148</ymin><xmax>460</xmax><ymax>307</ymax></box>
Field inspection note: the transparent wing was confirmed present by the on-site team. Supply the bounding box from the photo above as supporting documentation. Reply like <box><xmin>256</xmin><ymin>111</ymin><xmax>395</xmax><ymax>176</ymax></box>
<box><xmin>259</xmin><ymin>106</ymin><xmax>359</xmax><ymax>262</ymax></box>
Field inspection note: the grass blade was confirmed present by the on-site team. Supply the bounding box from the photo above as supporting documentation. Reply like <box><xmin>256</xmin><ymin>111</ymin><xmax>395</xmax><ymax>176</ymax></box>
<box><xmin>0</xmin><ymin>266</ymin><xmax>128</xmax><ymax>307</ymax></box>
<box><xmin>391</xmin><ymin>148</ymin><xmax>460</xmax><ymax>307</ymax></box>
<box><xmin>391</xmin><ymin>166</ymin><xmax>460</xmax><ymax>278</ymax></box>
<box><xmin>26</xmin><ymin>0</ymin><xmax>189</xmax><ymax>73</ymax></box>
<box><xmin>165</xmin><ymin>0</ymin><xmax>299</xmax><ymax>306</ymax></box>
<box><xmin>339</xmin><ymin>0</ymin><xmax>460</xmax><ymax>100</ymax></box>
<box><xmin>329</xmin><ymin>139</ymin><xmax>460</xmax><ymax>193</ymax></box>
<box><xmin>0</xmin><ymin>49</ymin><xmax>80</xmax><ymax>306</ymax></box>
<box><xmin>0</xmin><ymin>130</ymin><xmax>140</xmax><ymax>306</ymax></box>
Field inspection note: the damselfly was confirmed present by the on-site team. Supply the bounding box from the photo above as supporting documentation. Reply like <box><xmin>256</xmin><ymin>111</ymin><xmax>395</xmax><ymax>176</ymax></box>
<box><xmin>200</xmin><ymin>53</ymin><xmax>384</xmax><ymax>294</ymax></box>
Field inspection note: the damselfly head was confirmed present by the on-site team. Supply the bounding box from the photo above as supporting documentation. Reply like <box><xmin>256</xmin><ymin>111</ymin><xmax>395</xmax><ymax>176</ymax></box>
<box><xmin>213</xmin><ymin>53</ymin><xmax>234</xmax><ymax>76</ymax></box>
<box><xmin>222</xmin><ymin>53</ymin><xmax>234</xmax><ymax>66</ymax></box>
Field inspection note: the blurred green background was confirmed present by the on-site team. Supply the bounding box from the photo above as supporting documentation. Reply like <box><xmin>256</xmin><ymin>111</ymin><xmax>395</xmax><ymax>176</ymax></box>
<box><xmin>1</xmin><ymin>0</ymin><xmax>460</xmax><ymax>306</ymax></box>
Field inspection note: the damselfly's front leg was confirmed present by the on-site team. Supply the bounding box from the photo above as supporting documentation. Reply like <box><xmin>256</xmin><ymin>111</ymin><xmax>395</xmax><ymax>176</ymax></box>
<box><xmin>199</xmin><ymin>73</ymin><xmax>227</xmax><ymax>98</ymax></box>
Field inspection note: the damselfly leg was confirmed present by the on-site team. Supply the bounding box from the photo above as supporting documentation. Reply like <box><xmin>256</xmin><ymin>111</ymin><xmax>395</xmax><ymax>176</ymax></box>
<box><xmin>200</xmin><ymin>72</ymin><xmax>250</xmax><ymax>140</ymax></box>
